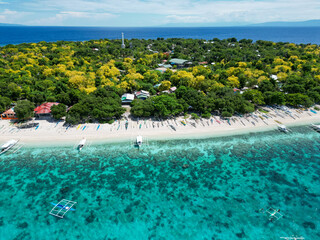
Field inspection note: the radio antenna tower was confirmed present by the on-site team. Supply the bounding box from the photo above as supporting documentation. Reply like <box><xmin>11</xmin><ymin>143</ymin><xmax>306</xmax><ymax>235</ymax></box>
<box><xmin>121</xmin><ymin>33</ymin><xmax>126</xmax><ymax>49</ymax></box>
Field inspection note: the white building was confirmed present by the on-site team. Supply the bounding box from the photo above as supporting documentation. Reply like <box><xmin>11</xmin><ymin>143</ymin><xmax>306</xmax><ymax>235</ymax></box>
<box><xmin>121</xmin><ymin>93</ymin><xmax>134</xmax><ymax>103</ymax></box>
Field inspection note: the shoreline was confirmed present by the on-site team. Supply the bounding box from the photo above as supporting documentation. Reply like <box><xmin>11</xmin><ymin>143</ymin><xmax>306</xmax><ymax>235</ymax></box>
<box><xmin>0</xmin><ymin>107</ymin><xmax>319</xmax><ymax>147</ymax></box>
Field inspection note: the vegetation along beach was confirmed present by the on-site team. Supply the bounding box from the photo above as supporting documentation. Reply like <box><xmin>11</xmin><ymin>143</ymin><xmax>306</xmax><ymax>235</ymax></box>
<box><xmin>0</xmin><ymin>36</ymin><xmax>319</xmax><ymax>239</ymax></box>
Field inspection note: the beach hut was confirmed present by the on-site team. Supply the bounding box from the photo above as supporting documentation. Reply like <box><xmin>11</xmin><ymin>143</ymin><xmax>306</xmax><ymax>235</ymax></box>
<box><xmin>121</xmin><ymin>93</ymin><xmax>135</xmax><ymax>104</ymax></box>
<box><xmin>34</xmin><ymin>102</ymin><xmax>59</xmax><ymax>118</ymax></box>
<box><xmin>135</xmin><ymin>90</ymin><xmax>150</xmax><ymax>100</ymax></box>
<box><xmin>169</xmin><ymin>58</ymin><xmax>190</xmax><ymax>68</ymax></box>
<box><xmin>1</xmin><ymin>108</ymin><xmax>18</xmax><ymax>120</ymax></box>
<box><xmin>169</xmin><ymin>87</ymin><xmax>177</xmax><ymax>93</ymax></box>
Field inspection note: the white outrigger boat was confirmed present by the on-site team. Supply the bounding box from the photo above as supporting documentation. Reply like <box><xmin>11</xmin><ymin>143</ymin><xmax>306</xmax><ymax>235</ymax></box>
<box><xmin>78</xmin><ymin>138</ymin><xmax>86</xmax><ymax>151</ymax></box>
<box><xmin>136</xmin><ymin>135</ymin><xmax>143</xmax><ymax>148</ymax></box>
<box><xmin>278</xmin><ymin>124</ymin><xmax>289</xmax><ymax>133</ymax></box>
<box><xmin>0</xmin><ymin>139</ymin><xmax>18</xmax><ymax>155</ymax></box>
<box><xmin>311</xmin><ymin>124</ymin><xmax>320</xmax><ymax>132</ymax></box>
<box><xmin>49</xmin><ymin>199</ymin><xmax>77</xmax><ymax>218</ymax></box>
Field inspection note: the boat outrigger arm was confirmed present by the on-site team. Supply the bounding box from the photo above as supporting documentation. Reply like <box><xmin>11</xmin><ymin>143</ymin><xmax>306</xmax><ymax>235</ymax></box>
<box><xmin>49</xmin><ymin>199</ymin><xmax>77</xmax><ymax>218</ymax></box>
<box><xmin>265</xmin><ymin>207</ymin><xmax>283</xmax><ymax>221</ymax></box>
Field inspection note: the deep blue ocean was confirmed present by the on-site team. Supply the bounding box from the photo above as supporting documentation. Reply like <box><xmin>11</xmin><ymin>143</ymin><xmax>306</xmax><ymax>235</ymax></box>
<box><xmin>0</xmin><ymin>126</ymin><xmax>319</xmax><ymax>239</ymax></box>
<box><xmin>1</xmin><ymin>26</ymin><xmax>320</xmax><ymax>45</ymax></box>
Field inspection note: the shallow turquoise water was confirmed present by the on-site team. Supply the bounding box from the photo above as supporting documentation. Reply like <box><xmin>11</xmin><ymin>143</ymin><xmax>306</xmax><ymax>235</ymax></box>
<box><xmin>0</xmin><ymin>126</ymin><xmax>319</xmax><ymax>240</ymax></box>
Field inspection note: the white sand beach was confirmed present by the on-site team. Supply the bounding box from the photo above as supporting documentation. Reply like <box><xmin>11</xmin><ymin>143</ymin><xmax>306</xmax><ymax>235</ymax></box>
<box><xmin>0</xmin><ymin>107</ymin><xmax>319</xmax><ymax>146</ymax></box>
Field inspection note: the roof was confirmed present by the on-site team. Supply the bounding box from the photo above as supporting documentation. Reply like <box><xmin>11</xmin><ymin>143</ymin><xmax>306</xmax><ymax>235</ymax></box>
<box><xmin>2</xmin><ymin>108</ymin><xmax>15</xmax><ymax>115</ymax></box>
<box><xmin>163</xmin><ymin>64</ymin><xmax>172</xmax><ymax>68</ymax></box>
<box><xmin>136</xmin><ymin>90</ymin><xmax>150</xmax><ymax>96</ymax></box>
<box><xmin>170</xmin><ymin>87</ymin><xmax>177</xmax><ymax>92</ymax></box>
<box><xmin>271</xmin><ymin>74</ymin><xmax>278</xmax><ymax>80</ymax></box>
<box><xmin>169</xmin><ymin>58</ymin><xmax>188</xmax><ymax>65</ymax></box>
<box><xmin>155</xmin><ymin>67</ymin><xmax>167</xmax><ymax>73</ymax></box>
<box><xmin>121</xmin><ymin>93</ymin><xmax>135</xmax><ymax>101</ymax></box>
<box><xmin>34</xmin><ymin>102</ymin><xmax>59</xmax><ymax>114</ymax></box>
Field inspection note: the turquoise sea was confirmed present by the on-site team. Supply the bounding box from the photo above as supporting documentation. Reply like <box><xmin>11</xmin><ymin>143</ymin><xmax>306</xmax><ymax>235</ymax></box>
<box><xmin>0</xmin><ymin>126</ymin><xmax>319</xmax><ymax>240</ymax></box>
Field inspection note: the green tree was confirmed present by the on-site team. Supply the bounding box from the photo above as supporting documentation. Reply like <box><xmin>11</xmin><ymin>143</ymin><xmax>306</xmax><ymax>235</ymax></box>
<box><xmin>15</xmin><ymin>100</ymin><xmax>35</xmax><ymax>120</ymax></box>
<box><xmin>131</xmin><ymin>99</ymin><xmax>154</xmax><ymax>117</ymax></box>
<box><xmin>285</xmin><ymin>93</ymin><xmax>313</xmax><ymax>107</ymax></box>
<box><xmin>243</xmin><ymin>89</ymin><xmax>265</xmax><ymax>105</ymax></box>
<box><xmin>0</xmin><ymin>96</ymin><xmax>11</xmax><ymax>113</ymax></box>
<box><xmin>263</xmin><ymin>91</ymin><xmax>286</xmax><ymax>105</ymax></box>
<box><xmin>153</xmin><ymin>94</ymin><xmax>183</xmax><ymax>117</ymax></box>
<box><xmin>51</xmin><ymin>104</ymin><xmax>66</xmax><ymax>120</ymax></box>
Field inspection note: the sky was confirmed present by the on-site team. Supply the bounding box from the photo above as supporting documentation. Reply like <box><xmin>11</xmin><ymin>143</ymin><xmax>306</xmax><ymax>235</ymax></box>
<box><xmin>0</xmin><ymin>0</ymin><xmax>320</xmax><ymax>26</ymax></box>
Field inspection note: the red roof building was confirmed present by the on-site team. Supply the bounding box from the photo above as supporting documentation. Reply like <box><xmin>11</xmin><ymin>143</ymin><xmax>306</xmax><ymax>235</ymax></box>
<box><xmin>1</xmin><ymin>108</ymin><xmax>18</xmax><ymax>120</ymax></box>
<box><xmin>34</xmin><ymin>102</ymin><xmax>59</xmax><ymax>115</ymax></box>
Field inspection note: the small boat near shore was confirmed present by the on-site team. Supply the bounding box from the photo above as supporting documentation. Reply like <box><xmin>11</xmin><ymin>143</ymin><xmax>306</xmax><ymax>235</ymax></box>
<box><xmin>169</xmin><ymin>125</ymin><xmax>176</xmax><ymax>131</ymax></box>
<box><xmin>278</xmin><ymin>124</ymin><xmax>289</xmax><ymax>133</ymax></box>
<box><xmin>310</xmin><ymin>109</ymin><xmax>317</xmax><ymax>114</ymax></box>
<box><xmin>78</xmin><ymin>138</ymin><xmax>86</xmax><ymax>151</ymax></box>
<box><xmin>0</xmin><ymin>139</ymin><xmax>18</xmax><ymax>155</ymax></box>
<box><xmin>311</xmin><ymin>124</ymin><xmax>320</xmax><ymax>132</ymax></box>
<box><xmin>136</xmin><ymin>135</ymin><xmax>143</xmax><ymax>148</ymax></box>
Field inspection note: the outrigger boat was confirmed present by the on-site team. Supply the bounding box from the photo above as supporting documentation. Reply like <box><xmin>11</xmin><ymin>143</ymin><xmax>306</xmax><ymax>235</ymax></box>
<box><xmin>50</xmin><ymin>202</ymin><xmax>76</xmax><ymax>211</ymax></box>
<box><xmin>169</xmin><ymin>125</ymin><xmax>176</xmax><ymax>131</ymax></box>
<box><xmin>49</xmin><ymin>199</ymin><xmax>77</xmax><ymax>218</ymax></box>
<box><xmin>136</xmin><ymin>135</ymin><xmax>143</xmax><ymax>148</ymax></box>
<box><xmin>78</xmin><ymin>138</ymin><xmax>86</xmax><ymax>151</ymax></box>
<box><xmin>311</xmin><ymin>124</ymin><xmax>320</xmax><ymax>132</ymax></box>
<box><xmin>0</xmin><ymin>139</ymin><xmax>18</xmax><ymax>155</ymax></box>
<box><xmin>278</xmin><ymin>124</ymin><xmax>289</xmax><ymax>133</ymax></box>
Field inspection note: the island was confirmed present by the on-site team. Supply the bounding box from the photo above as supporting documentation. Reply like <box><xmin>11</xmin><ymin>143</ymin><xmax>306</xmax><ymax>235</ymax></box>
<box><xmin>0</xmin><ymin>37</ymin><xmax>319</xmax><ymax>143</ymax></box>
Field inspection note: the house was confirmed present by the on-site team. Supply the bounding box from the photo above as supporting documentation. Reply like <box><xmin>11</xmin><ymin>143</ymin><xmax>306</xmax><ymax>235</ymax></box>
<box><xmin>135</xmin><ymin>90</ymin><xmax>150</xmax><ymax>100</ymax></box>
<box><xmin>121</xmin><ymin>93</ymin><xmax>135</xmax><ymax>104</ymax></box>
<box><xmin>233</xmin><ymin>88</ymin><xmax>240</xmax><ymax>93</ymax></box>
<box><xmin>169</xmin><ymin>87</ymin><xmax>177</xmax><ymax>93</ymax></box>
<box><xmin>160</xmin><ymin>90</ymin><xmax>170</xmax><ymax>94</ymax></box>
<box><xmin>1</xmin><ymin>108</ymin><xmax>18</xmax><ymax>120</ymax></box>
<box><xmin>155</xmin><ymin>67</ymin><xmax>167</xmax><ymax>73</ymax></box>
<box><xmin>169</xmin><ymin>58</ymin><xmax>191</xmax><ymax>68</ymax></box>
<box><xmin>34</xmin><ymin>102</ymin><xmax>59</xmax><ymax>118</ymax></box>
<box><xmin>163</xmin><ymin>64</ymin><xmax>172</xmax><ymax>69</ymax></box>
<box><xmin>271</xmin><ymin>75</ymin><xmax>278</xmax><ymax>81</ymax></box>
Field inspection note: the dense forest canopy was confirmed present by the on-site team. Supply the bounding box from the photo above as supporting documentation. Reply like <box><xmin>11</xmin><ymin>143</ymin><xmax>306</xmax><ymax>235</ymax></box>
<box><xmin>0</xmin><ymin>37</ymin><xmax>319</xmax><ymax>122</ymax></box>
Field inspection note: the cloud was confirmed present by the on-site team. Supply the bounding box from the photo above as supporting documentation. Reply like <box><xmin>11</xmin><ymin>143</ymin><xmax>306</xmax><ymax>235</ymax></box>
<box><xmin>0</xmin><ymin>9</ymin><xmax>29</xmax><ymax>23</ymax></box>
<box><xmin>2</xmin><ymin>0</ymin><xmax>320</xmax><ymax>26</ymax></box>
<box><xmin>26</xmin><ymin>11</ymin><xmax>117</xmax><ymax>26</ymax></box>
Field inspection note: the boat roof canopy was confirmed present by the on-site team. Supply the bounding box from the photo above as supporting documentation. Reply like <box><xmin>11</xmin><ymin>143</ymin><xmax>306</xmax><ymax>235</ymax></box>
<box><xmin>1</xmin><ymin>139</ymin><xmax>17</xmax><ymax>148</ymax></box>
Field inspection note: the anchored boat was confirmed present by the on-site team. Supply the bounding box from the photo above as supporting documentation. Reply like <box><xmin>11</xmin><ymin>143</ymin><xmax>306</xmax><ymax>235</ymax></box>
<box><xmin>278</xmin><ymin>124</ymin><xmax>289</xmax><ymax>133</ymax></box>
<box><xmin>311</xmin><ymin>124</ymin><xmax>320</xmax><ymax>132</ymax></box>
<box><xmin>136</xmin><ymin>135</ymin><xmax>143</xmax><ymax>148</ymax></box>
<box><xmin>78</xmin><ymin>138</ymin><xmax>86</xmax><ymax>151</ymax></box>
<box><xmin>0</xmin><ymin>139</ymin><xmax>18</xmax><ymax>155</ymax></box>
<box><xmin>49</xmin><ymin>199</ymin><xmax>77</xmax><ymax>218</ymax></box>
